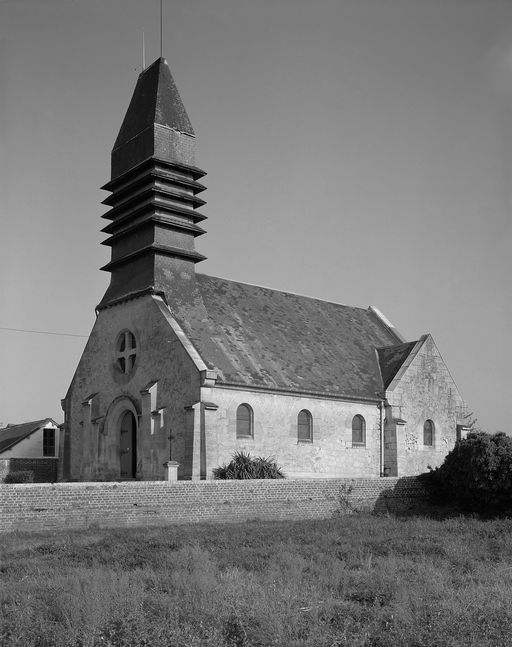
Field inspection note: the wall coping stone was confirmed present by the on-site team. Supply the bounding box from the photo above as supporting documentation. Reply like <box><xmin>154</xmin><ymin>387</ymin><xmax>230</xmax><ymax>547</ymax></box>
<box><xmin>0</xmin><ymin>476</ymin><xmax>415</xmax><ymax>489</ymax></box>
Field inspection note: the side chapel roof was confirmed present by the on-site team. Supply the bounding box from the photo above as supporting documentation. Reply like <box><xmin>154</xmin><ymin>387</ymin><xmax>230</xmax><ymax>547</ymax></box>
<box><xmin>170</xmin><ymin>274</ymin><xmax>408</xmax><ymax>401</ymax></box>
<box><xmin>0</xmin><ymin>418</ymin><xmax>58</xmax><ymax>454</ymax></box>
<box><xmin>377</xmin><ymin>341</ymin><xmax>418</xmax><ymax>389</ymax></box>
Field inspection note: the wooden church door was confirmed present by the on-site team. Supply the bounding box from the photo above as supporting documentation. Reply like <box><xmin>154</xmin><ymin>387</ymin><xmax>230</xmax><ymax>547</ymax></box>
<box><xmin>119</xmin><ymin>411</ymin><xmax>137</xmax><ymax>479</ymax></box>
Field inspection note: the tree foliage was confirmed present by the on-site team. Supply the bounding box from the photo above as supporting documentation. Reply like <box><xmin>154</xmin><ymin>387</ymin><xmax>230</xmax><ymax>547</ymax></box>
<box><xmin>213</xmin><ymin>451</ymin><xmax>285</xmax><ymax>479</ymax></box>
<box><xmin>429</xmin><ymin>432</ymin><xmax>512</xmax><ymax>511</ymax></box>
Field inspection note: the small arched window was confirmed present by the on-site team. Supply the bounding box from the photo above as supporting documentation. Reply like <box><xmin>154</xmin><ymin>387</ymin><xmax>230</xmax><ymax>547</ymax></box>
<box><xmin>352</xmin><ymin>415</ymin><xmax>366</xmax><ymax>446</ymax></box>
<box><xmin>236</xmin><ymin>404</ymin><xmax>253</xmax><ymax>438</ymax></box>
<box><xmin>297</xmin><ymin>410</ymin><xmax>313</xmax><ymax>443</ymax></box>
<box><xmin>423</xmin><ymin>419</ymin><xmax>434</xmax><ymax>446</ymax></box>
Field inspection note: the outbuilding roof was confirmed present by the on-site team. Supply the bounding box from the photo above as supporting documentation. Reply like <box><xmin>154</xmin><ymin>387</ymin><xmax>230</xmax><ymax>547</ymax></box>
<box><xmin>171</xmin><ymin>274</ymin><xmax>408</xmax><ymax>401</ymax></box>
<box><xmin>0</xmin><ymin>418</ymin><xmax>57</xmax><ymax>454</ymax></box>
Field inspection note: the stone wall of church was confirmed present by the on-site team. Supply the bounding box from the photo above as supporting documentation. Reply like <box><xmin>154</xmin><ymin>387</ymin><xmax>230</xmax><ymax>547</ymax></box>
<box><xmin>201</xmin><ymin>386</ymin><xmax>382</xmax><ymax>478</ymax></box>
<box><xmin>63</xmin><ymin>295</ymin><xmax>201</xmax><ymax>482</ymax></box>
<box><xmin>385</xmin><ymin>336</ymin><xmax>463</xmax><ymax>477</ymax></box>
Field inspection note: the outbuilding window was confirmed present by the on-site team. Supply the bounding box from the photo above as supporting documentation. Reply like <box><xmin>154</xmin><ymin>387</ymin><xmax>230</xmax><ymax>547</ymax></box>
<box><xmin>236</xmin><ymin>404</ymin><xmax>253</xmax><ymax>438</ymax></box>
<box><xmin>423</xmin><ymin>419</ymin><xmax>435</xmax><ymax>446</ymax></box>
<box><xmin>352</xmin><ymin>415</ymin><xmax>366</xmax><ymax>446</ymax></box>
<box><xmin>297</xmin><ymin>410</ymin><xmax>313</xmax><ymax>443</ymax></box>
<box><xmin>43</xmin><ymin>428</ymin><xmax>56</xmax><ymax>457</ymax></box>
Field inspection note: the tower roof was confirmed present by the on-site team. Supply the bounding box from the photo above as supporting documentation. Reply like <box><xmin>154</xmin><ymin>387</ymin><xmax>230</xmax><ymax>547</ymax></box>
<box><xmin>114</xmin><ymin>57</ymin><xmax>194</xmax><ymax>150</ymax></box>
<box><xmin>111</xmin><ymin>58</ymin><xmax>196</xmax><ymax>179</ymax></box>
<box><xmin>101</xmin><ymin>58</ymin><xmax>206</xmax><ymax>308</ymax></box>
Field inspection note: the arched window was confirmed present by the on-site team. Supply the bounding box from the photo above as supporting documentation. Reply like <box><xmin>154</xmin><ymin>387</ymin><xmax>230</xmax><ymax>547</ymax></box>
<box><xmin>352</xmin><ymin>415</ymin><xmax>366</xmax><ymax>446</ymax></box>
<box><xmin>297</xmin><ymin>410</ymin><xmax>313</xmax><ymax>443</ymax></box>
<box><xmin>423</xmin><ymin>419</ymin><xmax>434</xmax><ymax>446</ymax></box>
<box><xmin>236</xmin><ymin>404</ymin><xmax>253</xmax><ymax>438</ymax></box>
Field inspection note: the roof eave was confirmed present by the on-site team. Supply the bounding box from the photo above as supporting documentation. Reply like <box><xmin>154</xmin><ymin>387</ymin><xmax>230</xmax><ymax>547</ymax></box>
<box><xmin>212</xmin><ymin>380</ymin><xmax>383</xmax><ymax>404</ymax></box>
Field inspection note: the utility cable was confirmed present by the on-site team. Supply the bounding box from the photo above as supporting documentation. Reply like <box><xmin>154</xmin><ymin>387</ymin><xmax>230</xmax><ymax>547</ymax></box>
<box><xmin>0</xmin><ymin>326</ymin><xmax>88</xmax><ymax>338</ymax></box>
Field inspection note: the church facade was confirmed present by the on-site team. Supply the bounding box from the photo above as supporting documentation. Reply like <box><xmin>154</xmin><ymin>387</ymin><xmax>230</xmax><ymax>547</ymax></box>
<box><xmin>61</xmin><ymin>58</ymin><xmax>466</xmax><ymax>482</ymax></box>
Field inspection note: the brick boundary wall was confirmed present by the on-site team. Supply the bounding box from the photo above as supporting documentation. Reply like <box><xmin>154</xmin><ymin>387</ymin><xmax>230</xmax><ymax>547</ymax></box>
<box><xmin>0</xmin><ymin>477</ymin><xmax>429</xmax><ymax>534</ymax></box>
<box><xmin>0</xmin><ymin>458</ymin><xmax>58</xmax><ymax>483</ymax></box>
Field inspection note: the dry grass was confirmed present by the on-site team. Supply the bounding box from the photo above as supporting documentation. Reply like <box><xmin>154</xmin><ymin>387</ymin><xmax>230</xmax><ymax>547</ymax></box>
<box><xmin>2</xmin><ymin>514</ymin><xmax>512</xmax><ymax>646</ymax></box>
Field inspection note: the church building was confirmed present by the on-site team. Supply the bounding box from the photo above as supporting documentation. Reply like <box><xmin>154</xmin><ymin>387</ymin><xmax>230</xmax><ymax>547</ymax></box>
<box><xmin>61</xmin><ymin>57</ymin><xmax>466</xmax><ymax>481</ymax></box>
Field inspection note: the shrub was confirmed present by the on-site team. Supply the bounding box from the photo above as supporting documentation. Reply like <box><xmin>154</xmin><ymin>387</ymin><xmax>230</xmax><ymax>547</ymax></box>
<box><xmin>429</xmin><ymin>432</ymin><xmax>512</xmax><ymax>512</ymax></box>
<box><xmin>212</xmin><ymin>451</ymin><xmax>285</xmax><ymax>479</ymax></box>
<box><xmin>4</xmin><ymin>470</ymin><xmax>34</xmax><ymax>484</ymax></box>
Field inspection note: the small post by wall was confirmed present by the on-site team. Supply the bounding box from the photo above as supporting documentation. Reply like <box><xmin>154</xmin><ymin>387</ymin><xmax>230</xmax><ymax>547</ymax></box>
<box><xmin>163</xmin><ymin>460</ymin><xmax>179</xmax><ymax>482</ymax></box>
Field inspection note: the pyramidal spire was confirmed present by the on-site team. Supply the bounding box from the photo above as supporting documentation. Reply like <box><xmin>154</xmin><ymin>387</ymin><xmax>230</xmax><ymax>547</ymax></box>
<box><xmin>112</xmin><ymin>57</ymin><xmax>196</xmax><ymax>180</ymax></box>
<box><xmin>98</xmin><ymin>58</ymin><xmax>207</xmax><ymax>310</ymax></box>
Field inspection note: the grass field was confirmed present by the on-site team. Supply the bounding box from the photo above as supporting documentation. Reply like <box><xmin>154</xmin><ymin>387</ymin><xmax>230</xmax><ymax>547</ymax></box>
<box><xmin>1</xmin><ymin>513</ymin><xmax>512</xmax><ymax>646</ymax></box>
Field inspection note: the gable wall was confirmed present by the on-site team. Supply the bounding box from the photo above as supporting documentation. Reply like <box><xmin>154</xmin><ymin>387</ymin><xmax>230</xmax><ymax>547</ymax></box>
<box><xmin>202</xmin><ymin>386</ymin><xmax>382</xmax><ymax>478</ymax></box>
<box><xmin>64</xmin><ymin>295</ymin><xmax>201</xmax><ymax>481</ymax></box>
<box><xmin>386</xmin><ymin>336</ymin><xmax>463</xmax><ymax>476</ymax></box>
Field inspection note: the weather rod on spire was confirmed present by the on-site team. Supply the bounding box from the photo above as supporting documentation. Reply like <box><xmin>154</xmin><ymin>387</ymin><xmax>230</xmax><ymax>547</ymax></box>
<box><xmin>160</xmin><ymin>0</ymin><xmax>163</xmax><ymax>58</ymax></box>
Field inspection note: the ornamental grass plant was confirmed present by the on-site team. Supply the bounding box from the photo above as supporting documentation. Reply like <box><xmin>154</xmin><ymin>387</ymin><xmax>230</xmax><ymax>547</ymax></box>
<box><xmin>212</xmin><ymin>451</ymin><xmax>285</xmax><ymax>479</ymax></box>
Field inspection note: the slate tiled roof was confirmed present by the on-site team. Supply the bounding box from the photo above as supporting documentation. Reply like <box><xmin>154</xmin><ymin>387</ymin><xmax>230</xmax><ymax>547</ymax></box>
<box><xmin>377</xmin><ymin>342</ymin><xmax>418</xmax><ymax>389</ymax></box>
<box><xmin>113</xmin><ymin>57</ymin><xmax>194</xmax><ymax>152</ymax></box>
<box><xmin>171</xmin><ymin>274</ymin><xmax>406</xmax><ymax>401</ymax></box>
<box><xmin>0</xmin><ymin>419</ymin><xmax>56</xmax><ymax>454</ymax></box>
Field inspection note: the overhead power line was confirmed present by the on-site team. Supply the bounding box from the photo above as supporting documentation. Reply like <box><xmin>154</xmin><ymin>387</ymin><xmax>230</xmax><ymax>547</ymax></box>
<box><xmin>0</xmin><ymin>326</ymin><xmax>88</xmax><ymax>338</ymax></box>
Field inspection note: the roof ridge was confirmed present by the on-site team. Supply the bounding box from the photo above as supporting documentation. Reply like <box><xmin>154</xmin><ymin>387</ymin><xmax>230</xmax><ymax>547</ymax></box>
<box><xmin>376</xmin><ymin>339</ymin><xmax>418</xmax><ymax>351</ymax></box>
<box><xmin>196</xmin><ymin>272</ymin><xmax>380</xmax><ymax>311</ymax></box>
<box><xmin>0</xmin><ymin>417</ymin><xmax>52</xmax><ymax>433</ymax></box>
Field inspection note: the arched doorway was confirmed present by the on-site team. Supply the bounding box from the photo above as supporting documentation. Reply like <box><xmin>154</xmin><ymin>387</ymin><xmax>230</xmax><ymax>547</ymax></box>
<box><xmin>119</xmin><ymin>410</ymin><xmax>137</xmax><ymax>479</ymax></box>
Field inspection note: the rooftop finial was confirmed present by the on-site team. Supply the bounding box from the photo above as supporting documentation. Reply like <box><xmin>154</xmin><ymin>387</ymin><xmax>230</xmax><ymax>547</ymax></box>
<box><xmin>142</xmin><ymin>31</ymin><xmax>146</xmax><ymax>71</ymax></box>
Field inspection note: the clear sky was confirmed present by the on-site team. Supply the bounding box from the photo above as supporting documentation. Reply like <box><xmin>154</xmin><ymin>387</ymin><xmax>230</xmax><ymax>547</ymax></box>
<box><xmin>0</xmin><ymin>0</ymin><xmax>510</xmax><ymax>433</ymax></box>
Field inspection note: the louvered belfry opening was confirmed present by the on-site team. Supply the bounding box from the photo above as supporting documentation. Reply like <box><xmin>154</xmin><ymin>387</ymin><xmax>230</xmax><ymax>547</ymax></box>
<box><xmin>98</xmin><ymin>58</ymin><xmax>207</xmax><ymax>309</ymax></box>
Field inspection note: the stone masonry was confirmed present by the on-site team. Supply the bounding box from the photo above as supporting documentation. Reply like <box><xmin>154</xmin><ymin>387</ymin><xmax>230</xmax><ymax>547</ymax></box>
<box><xmin>0</xmin><ymin>476</ymin><xmax>428</xmax><ymax>534</ymax></box>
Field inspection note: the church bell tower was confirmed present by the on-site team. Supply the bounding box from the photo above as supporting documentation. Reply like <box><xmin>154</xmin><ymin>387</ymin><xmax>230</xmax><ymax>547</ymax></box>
<box><xmin>98</xmin><ymin>58</ymin><xmax>207</xmax><ymax>310</ymax></box>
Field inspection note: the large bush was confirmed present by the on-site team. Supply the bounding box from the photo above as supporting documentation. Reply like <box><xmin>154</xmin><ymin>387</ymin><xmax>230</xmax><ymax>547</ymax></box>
<box><xmin>213</xmin><ymin>451</ymin><xmax>285</xmax><ymax>479</ymax></box>
<box><xmin>428</xmin><ymin>432</ymin><xmax>512</xmax><ymax>511</ymax></box>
